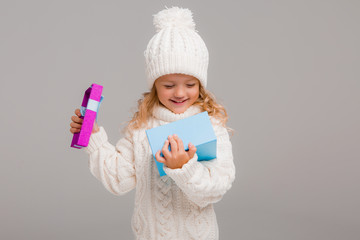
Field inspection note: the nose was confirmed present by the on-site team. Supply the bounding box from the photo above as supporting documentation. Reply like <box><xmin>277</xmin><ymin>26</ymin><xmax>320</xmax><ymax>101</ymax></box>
<box><xmin>174</xmin><ymin>86</ymin><xmax>185</xmax><ymax>99</ymax></box>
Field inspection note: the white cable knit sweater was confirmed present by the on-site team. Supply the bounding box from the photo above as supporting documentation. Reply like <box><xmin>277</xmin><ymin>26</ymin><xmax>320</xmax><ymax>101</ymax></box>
<box><xmin>84</xmin><ymin>105</ymin><xmax>235</xmax><ymax>240</ymax></box>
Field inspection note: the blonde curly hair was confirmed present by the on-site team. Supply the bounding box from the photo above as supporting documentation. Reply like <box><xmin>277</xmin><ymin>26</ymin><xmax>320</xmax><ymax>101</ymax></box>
<box><xmin>125</xmin><ymin>83</ymin><xmax>233</xmax><ymax>135</ymax></box>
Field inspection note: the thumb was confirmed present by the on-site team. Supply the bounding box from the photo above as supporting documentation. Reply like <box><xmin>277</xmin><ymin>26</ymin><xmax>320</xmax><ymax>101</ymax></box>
<box><xmin>187</xmin><ymin>143</ymin><xmax>197</xmax><ymax>159</ymax></box>
<box><xmin>92</xmin><ymin>121</ymin><xmax>99</xmax><ymax>133</ymax></box>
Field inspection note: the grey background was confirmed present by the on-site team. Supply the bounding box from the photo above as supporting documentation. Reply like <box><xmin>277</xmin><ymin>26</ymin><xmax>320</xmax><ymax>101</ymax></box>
<box><xmin>1</xmin><ymin>0</ymin><xmax>359</xmax><ymax>239</ymax></box>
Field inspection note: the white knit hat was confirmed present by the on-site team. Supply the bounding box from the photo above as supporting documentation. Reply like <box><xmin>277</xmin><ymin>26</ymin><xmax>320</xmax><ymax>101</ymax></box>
<box><xmin>144</xmin><ymin>6</ymin><xmax>209</xmax><ymax>90</ymax></box>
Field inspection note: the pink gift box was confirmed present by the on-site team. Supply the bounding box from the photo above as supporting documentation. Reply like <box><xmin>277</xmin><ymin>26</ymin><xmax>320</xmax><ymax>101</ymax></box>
<box><xmin>71</xmin><ymin>83</ymin><xmax>103</xmax><ymax>149</ymax></box>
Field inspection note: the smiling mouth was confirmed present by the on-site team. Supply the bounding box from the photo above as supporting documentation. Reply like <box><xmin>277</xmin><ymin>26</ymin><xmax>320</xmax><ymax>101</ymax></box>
<box><xmin>171</xmin><ymin>99</ymin><xmax>188</xmax><ymax>104</ymax></box>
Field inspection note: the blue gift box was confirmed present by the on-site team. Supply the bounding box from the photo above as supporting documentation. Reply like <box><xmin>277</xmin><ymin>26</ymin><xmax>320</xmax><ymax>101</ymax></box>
<box><xmin>146</xmin><ymin>111</ymin><xmax>217</xmax><ymax>176</ymax></box>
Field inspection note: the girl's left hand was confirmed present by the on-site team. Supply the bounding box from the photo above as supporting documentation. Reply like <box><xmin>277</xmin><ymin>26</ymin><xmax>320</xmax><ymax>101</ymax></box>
<box><xmin>155</xmin><ymin>134</ymin><xmax>197</xmax><ymax>169</ymax></box>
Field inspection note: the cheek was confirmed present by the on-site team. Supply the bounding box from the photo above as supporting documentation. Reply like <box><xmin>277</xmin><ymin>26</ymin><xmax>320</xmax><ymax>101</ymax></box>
<box><xmin>189</xmin><ymin>88</ymin><xmax>200</xmax><ymax>99</ymax></box>
<box><xmin>157</xmin><ymin>89</ymin><xmax>171</xmax><ymax>101</ymax></box>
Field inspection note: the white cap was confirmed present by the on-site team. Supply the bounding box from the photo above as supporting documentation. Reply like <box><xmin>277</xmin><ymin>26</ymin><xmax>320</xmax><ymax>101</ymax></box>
<box><xmin>144</xmin><ymin>6</ymin><xmax>209</xmax><ymax>89</ymax></box>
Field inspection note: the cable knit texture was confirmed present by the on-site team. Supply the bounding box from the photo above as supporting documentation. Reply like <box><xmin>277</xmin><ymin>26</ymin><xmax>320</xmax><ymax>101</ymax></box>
<box><xmin>144</xmin><ymin>7</ymin><xmax>209</xmax><ymax>90</ymax></box>
<box><xmin>84</xmin><ymin>105</ymin><xmax>235</xmax><ymax>240</ymax></box>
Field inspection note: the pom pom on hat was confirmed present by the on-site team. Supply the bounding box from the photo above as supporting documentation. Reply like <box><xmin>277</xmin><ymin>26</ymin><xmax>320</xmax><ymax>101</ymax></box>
<box><xmin>144</xmin><ymin>6</ymin><xmax>209</xmax><ymax>90</ymax></box>
<box><xmin>153</xmin><ymin>6</ymin><xmax>196</xmax><ymax>32</ymax></box>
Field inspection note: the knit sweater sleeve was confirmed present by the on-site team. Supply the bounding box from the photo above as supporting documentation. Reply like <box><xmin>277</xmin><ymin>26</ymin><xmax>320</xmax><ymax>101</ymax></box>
<box><xmin>83</xmin><ymin>126</ymin><xmax>136</xmax><ymax>196</ymax></box>
<box><xmin>163</xmin><ymin>120</ymin><xmax>235</xmax><ymax>208</ymax></box>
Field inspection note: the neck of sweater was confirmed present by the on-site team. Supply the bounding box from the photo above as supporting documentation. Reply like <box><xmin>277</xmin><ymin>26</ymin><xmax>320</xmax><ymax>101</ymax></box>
<box><xmin>152</xmin><ymin>104</ymin><xmax>202</xmax><ymax>123</ymax></box>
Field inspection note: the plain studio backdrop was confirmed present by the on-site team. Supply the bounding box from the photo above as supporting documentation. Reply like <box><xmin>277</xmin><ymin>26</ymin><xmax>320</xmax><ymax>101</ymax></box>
<box><xmin>1</xmin><ymin>0</ymin><xmax>359</xmax><ymax>239</ymax></box>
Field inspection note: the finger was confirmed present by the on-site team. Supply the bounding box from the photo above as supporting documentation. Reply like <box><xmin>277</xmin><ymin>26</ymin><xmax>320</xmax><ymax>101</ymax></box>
<box><xmin>70</xmin><ymin>127</ymin><xmax>80</xmax><ymax>134</ymax></box>
<box><xmin>168</xmin><ymin>135</ymin><xmax>178</xmax><ymax>153</ymax></box>
<box><xmin>75</xmin><ymin>108</ymin><xmax>81</xmax><ymax>117</ymax></box>
<box><xmin>70</xmin><ymin>122</ymin><xmax>82</xmax><ymax>129</ymax></box>
<box><xmin>71</xmin><ymin>115</ymin><xmax>83</xmax><ymax>124</ymax></box>
<box><xmin>174</xmin><ymin>134</ymin><xmax>184</xmax><ymax>152</ymax></box>
<box><xmin>162</xmin><ymin>139</ymin><xmax>172</xmax><ymax>159</ymax></box>
<box><xmin>187</xmin><ymin>142</ymin><xmax>197</xmax><ymax>159</ymax></box>
<box><xmin>155</xmin><ymin>150</ymin><xmax>166</xmax><ymax>164</ymax></box>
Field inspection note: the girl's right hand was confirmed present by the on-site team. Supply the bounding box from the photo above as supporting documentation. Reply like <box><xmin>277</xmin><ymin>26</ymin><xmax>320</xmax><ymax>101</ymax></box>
<box><xmin>70</xmin><ymin>108</ymin><xmax>99</xmax><ymax>134</ymax></box>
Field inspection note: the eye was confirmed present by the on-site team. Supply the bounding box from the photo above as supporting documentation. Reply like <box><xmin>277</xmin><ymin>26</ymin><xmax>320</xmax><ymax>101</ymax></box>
<box><xmin>186</xmin><ymin>84</ymin><xmax>196</xmax><ymax>87</ymax></box>
<box><xmin>164</xmin><ymin>85</ymin><xmax>175</xmax><ymax>89</ymax></box>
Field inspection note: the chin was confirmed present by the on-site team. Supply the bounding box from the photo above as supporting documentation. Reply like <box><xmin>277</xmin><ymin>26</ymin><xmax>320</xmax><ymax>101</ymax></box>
<box><xmin>163</xmin><ymin>100</ymin><xmax>193</xmax><ymax>114</ymax></box>
<box><xmin>170</xmin><ymin>107</ymin><xmax>187</xmax><ymax>114</ymax></box>
<box><xmin>174</xmin><ymin>110</ymin><xmax>185</xmax><ymax>114</ymax></box>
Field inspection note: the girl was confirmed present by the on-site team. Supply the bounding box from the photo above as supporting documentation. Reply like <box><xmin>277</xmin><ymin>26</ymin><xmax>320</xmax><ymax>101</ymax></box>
<box><xmin>70</xmin><ymin>6</ymin><xmax>235</xmax><ymax>240</ymax></box>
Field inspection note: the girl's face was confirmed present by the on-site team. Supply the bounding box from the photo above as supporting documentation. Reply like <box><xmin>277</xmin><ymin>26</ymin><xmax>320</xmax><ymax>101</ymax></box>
<box><xmin>154</xmin><ymin>74</ymin><xmax>200</xmax><ymax>114</ymax></box>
